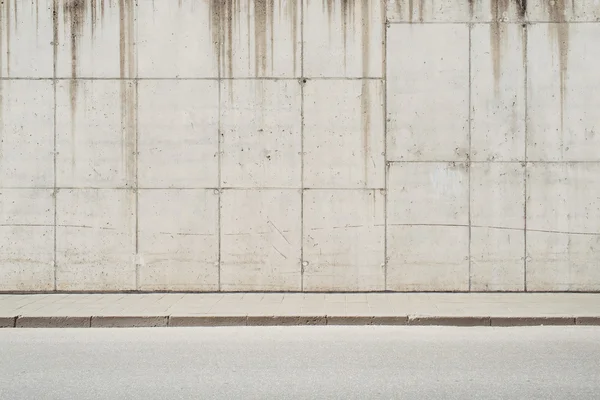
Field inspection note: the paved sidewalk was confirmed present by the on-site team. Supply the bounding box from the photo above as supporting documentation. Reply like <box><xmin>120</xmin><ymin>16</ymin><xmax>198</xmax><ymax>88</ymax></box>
<box><xmin>1</xmin><ymin>293</ymin><xmax>600</xmax><ymax>328</ymax></box>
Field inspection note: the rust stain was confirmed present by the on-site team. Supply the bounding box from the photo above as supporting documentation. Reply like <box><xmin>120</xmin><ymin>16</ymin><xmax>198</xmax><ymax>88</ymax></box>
<box><xmin>119</xmin><ymin>0</ymin><xmax>136</xmax><ymax>187</ymax></box>
<box><xmin>52</xmin><ymin>0</ymin><xmax>58</xmax><ymax>73</ymax></box>
<box><xmin>360</xmin><ymin>0</ymin><xmax>370</xmax><ymax>187</ymax></box>
<box><xmin>5</xmin><ymin>0</ymin><xmax>11</xmax><ymax>76</ymax></box>
<box><xmin>489</xmin><ymin>0</ymin><xmax>528</xmax><ymax>96</ymax></box>
<box><xmin>284</xmin><ymin>0</ymin><xmax>298</xmax><ymax>76</ymax></box>
<box><xmin>546</xmin><ymin>0</ymin><xmax>569</xmax><ymax>133</ymax></box>
<box><xmin>36</xmin><ymin>0</ymin><xmax>39</xmax><ymax>36</ymax></box>
<box><xmin>63</xmin><ymin>0</ymin><xmax>87</xmax><ymax>168</ymax></box>
<box><xmin>209</xmin><ymin>0</ymin><xmax>299</xmax><ymax>78</ymax></box>
<box><xmin>0</xmin><ymin>0</ymin><xmax>3</xmax><ymax>77</ymax></box>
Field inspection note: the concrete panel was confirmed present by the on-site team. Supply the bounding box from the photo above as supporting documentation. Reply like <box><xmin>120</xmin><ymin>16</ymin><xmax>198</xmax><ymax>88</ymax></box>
<box><xmin>0</xmin><ymin>80</ymin><xmax>54</xmax><ymax>188</ymax></box>
<box><xmin>527</xmin><ymin>24</ymin><xmax>600</xmax><ymax>161</ymax></box>
<box><xmin>304</xmin><ymin>0</ymin><xmax>383</xmax><ymax>78</ymax></box>
<box><xmin>527</xmin><ymin>163</ymin><xmax>600</xmax><ymax>234</ymax></box>
<box><xmin>303</xmin><ymin>190</ymin><xmax>385</xmax><ymax>291</ymax></box>
<box><xmin>138</xmin><ymin>189</ymin><xmax>219</xmax><ymax>291</ymax></box>
<box><xmin>220</xmin><ymin>189</ymin><xmax>301</xmax><ymax>291</ymax></box>
<box><xmin>387</xmin><ymin>225</ymin><xmax>469</xmax><ymax>291</ymax></box>
<box><xmin>527</xmin><ymin>231</ymin><xmax>600</xmax><ymax>291</ymax></box>
<box><xmin>221</xmin><ymin>80</ymin><xmax>301</xmax><ymax>188</ymax></box>
<box><xmin>138</xmin><ymin>80</ymin><xmax>218</xmax><ymax>188</ymax></box>
<box><xmin>387</xmin><ymin>163</ymin><xmax>469</xmax><ymax>291</ymax></box>
<box><xmin>56</xmin><ymin>189</ymin><xmax>136</xmax><ymax>291</ymax></box>
<box><xmin>387</xmin><ymin>24</ymin><xmax>469</xmax><ymax>161</ymax></box>
<box><xmin>0</xmin><ymin>190</ymin><xmax>54</xmax><ymax>291</ymax></box>
<box><xmin>137</xmin><ymin>0</ymin><xmax>216</xmax><ymax>78</ymax></box>
<box><xmin>471</xmin><ymin>24</ymin><xmax>526</xmax><ymax>162</ymax></box>
<box><xmin>0</xmin><ymin>0</ymin><xmax>53</xmax><ymax>77</ymax></box>
<box><xmin>55</xmin><ymin>0</ymin><xmax>135</xmax><ymax>78</ymax></box>
<box><xmin>303</xmin><ymin>80</ymin><xmax>385</xmax><ymax>189</ymax></box>
<box><xmin>527</xmin><ymin>0</ymin><xmax>600</xmax><ymax>22</ymax></box>
<box><xmin>387</xmin><ymin>163</ymin><xmax>469</xmax><ymax>225</ymax></box>
<box><xmin>470</xmin><ymin>163</ymin><xmax>525</xmax><ymax>291</ymax></box>
<box><xmin>56</xmin><ymin>80</ymin><xmax>136</xmax><ymax>188</ymax></box>
<box><xmin>526</xmin><ymin>163</ymin><xmax>600</xmax><ymax>291</ymax></box>
<box><xmin>386</xmin><ymin>0</ymin><xmax>471</xmax><ymax>23</ymax></box>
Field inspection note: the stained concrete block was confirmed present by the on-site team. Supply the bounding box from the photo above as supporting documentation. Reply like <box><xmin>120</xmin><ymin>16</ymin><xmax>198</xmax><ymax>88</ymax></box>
<box><xmin>138</xmin><ymin>189</ymin><xmax>219</xmax><ymax>291</ymax></box>
<box><xmin>55</xmin><ymin>0</ymin><xmax>135</xmax><ymax>78</ymax></box>
<box><xmin>56</xmin><ymin>189</ymin><xmax>136</xmax><ymax>291</ymax></box>
<box><xmin>0</xmin><ymin>190</ymin><xmax>54</xmax><ymax>291</ymax></box>
<box><xmin>91</xmin><ymin>316</ymin><xmax>168</xmax><ymax>328</ymax></box>
<box><xmin>220</xmin><ymin>80</ymin><xmax>301</xmax><ymax>188</ymax></box>
<box><xmin>386</xmin><ymin>0</ymin><xmax>471</xmax><ymax>22</ymax></box>
<box><xmin>303</xmin><ymin>190</ymin><xmax>385</xmax><ymax>291</ymax></box>
<box><xmin>138</xmin><ymin>80</ymin><xmax>219</xmax><ymax>188</ymax></box>
<box><xmin>16</xmin><ymin>316</ymin><xmax>90</xmax><ymax>328</ymax></box>
<box><xmin>0</xmin><ymin>0</ymin><xmax>53</xmax><ymax>77</ymax></box>
<box><xmin>0</xmin><ymin>80</ymin><xmax>54</xmax><ymax>188</ymax></box>
<box><xmin>471</xmin><ymin>24</ymin><xmax>526</xmax><ymax>161</ymax></box>
<box><xmin>527</xmin><ymin>24</ymin><xmax>600</xmax><ymax>161</ymax></box>
<box><xmin>220</xmin><ymin>189</ymin><xmax>301</xmax><ymax>291</ymax></box>
<box><xmin>387</xmin><ymin>24</ymin><xmax>469</xmax><ymax>161</ymax></box>
<box><xmin>526</xmin><ymin>163</ymin><xmax>600</xmax><ymax>291</ymax></box>
<box><xmin>470</xmin><ymin>163</ymin><xmax>525</xmax><ymax>291</ymax></box>
<box><xmin>304</xmin><ymin>0</ymin><xmax>383</xmax><ymax>78</ymax></box>
<box><xmin>387</xmin><ymin>225</ymin><xmax>470</xmax><ymax>291</ymax></box>
<box><xmin>0</xmin><ymin>317</ymin><xmax>15</xmax><ymax>328</ymax></box>
<box><xmin>527</xmin><ymin>0</ymin><xmax>600</xmax><ymax>22</ymax></box>
<box><xmin>137</xmin><ymin>0</ymin><xmax>216</xmax><ymax>78</ymax></box>
<box><xmin>56</xmin><ymin>80</ymin><xmax>136</xmax><ymax>188</ymax></box>
<box><xmin>303</xmin><ymin>80</ymin><xmax>385</xmax><ymax>189</ymax></box>
<box><xmin>387</xmin><ymin>163</ymin><xmax>469</xmax><ymax>225</ymax></box>
<box><xmin>408</xmin><ymin>316</ymin><xmax>491</xmax><ymax>326</ymax></box>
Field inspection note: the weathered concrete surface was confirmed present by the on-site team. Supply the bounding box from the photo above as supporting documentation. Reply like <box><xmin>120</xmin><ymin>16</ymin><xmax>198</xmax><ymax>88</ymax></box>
<box><xmin>1</xmin><ymin>0</ymin><xmax>600</xmax><ymax>292</ymax></box>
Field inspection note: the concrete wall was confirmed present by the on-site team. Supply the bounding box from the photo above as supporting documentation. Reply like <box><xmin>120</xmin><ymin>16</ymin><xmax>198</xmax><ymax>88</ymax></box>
<box><xmin>0</xmin><ymin>0</ymin><xmax>599</xmax><ymax>292</ymax></box>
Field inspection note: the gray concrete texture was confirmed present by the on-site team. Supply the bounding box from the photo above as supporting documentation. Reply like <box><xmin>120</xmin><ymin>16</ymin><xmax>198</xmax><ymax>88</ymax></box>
<box><xmin>0</xmin><ymin>0</ymin><xmax>599</xmax><ymax>292</ymax></box>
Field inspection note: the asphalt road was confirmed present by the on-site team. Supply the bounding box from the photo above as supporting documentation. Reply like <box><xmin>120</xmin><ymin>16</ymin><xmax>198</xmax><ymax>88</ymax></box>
<box><xmin>1</xmin><ymin>326</ymin><xmax>599</xmax><ymax>399</ymax></box>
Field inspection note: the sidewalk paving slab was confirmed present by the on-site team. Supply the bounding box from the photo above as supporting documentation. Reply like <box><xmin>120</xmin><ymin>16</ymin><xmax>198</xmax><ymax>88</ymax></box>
<box><xmin>1</xmin><ymin>293</ymin><xmax>600</xmax><ymax>328</ymax></box>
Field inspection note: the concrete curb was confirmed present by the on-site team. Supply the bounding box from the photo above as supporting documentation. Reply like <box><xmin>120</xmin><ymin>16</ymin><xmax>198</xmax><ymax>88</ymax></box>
<box><xmin>1</xmin><ymin>315</ymin><xmax>599</xmax><ymax>328</ymax></box>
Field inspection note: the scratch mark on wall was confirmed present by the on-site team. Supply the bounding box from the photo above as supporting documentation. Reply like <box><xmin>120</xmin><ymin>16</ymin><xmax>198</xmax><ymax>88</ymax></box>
<box><xmin>271</xmin><ymin>244</ymin><xmax>287</xmax><ymax>259</ymax></box>
<box><xmin>268</xmin><ymin>220</ymin><xmax>290</xmax><ymax>244</ymax></box>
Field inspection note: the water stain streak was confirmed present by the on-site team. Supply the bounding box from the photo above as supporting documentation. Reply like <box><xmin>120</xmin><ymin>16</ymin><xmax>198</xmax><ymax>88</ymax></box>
<box><xmin>209</xmin><ymin>0</ymin><xmax>299</xmax><ymax>78</ymax></box>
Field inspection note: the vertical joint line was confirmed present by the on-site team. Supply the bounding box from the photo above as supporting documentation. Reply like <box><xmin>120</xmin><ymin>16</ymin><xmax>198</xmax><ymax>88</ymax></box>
<box><xmin>523</xmin><ymin>22</ymin><xmax>528</xmax><ymax>292</ymax></box>
<box><xmin>217</xmin><ymin>70</ymin><xmax>222</xmax><ymax>292</ymax></box>
<box><xmin>383</xmin><ymin>5</ymin><xmax>388</xmax><ymax>291</ymax></box>
<box><xmin>467</xmin><ymin>21</ymin><xmax>472</xmax><ymax>292</ymax></box>
<box><xmin>299</xmin><ymin>0</ymin><xmax>305</xmax><ymax>292</ymax></box>
<box><xmin>52</xmin><ymin>0</ymin><xmax>58</xmax><ymax>292</ymax></box>
<box><xmin>134</xmin><ymin>78</ymin><xmax>139</xmax><ymax>291</ymax></box>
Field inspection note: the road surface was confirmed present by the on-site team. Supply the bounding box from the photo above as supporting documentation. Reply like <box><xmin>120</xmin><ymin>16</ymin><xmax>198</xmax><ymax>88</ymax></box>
<box><xmin>1</xmin><ymin>326</ymin><xmax>599</xmax><ymax>399</ymax></box>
